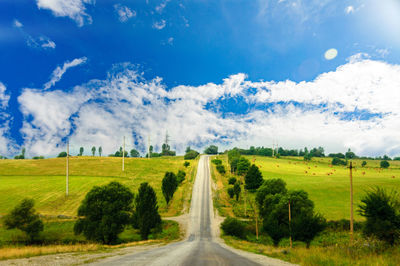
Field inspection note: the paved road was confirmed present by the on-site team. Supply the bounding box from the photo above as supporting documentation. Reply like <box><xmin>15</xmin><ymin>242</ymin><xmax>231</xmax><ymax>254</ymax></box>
<box><xmin>92</xmin><ymin>156</ymin><xmax>286</xmax><ymax>266</ymax></box>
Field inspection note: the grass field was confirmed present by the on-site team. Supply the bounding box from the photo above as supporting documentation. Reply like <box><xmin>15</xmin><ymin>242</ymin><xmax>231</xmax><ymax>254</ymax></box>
<box><xmin>0</xmin><ymin>156</ymin><xmax>197</xmax><ymax>217</ymax></box>
<box><xmin>212</xmin><ymin>155</ymin><xmax>400</xmax><ymax>220</ymax></box>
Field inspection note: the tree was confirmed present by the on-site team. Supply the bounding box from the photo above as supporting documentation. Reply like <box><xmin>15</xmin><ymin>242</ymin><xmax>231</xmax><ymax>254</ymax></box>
<box><xmin>184</xmin><ymin>161</ymin><xmax>190</xmax><ymax>167</ymax></box>
<box><xmin>304</xmin><ymin>153</ymin><xmax>312</xmax><ymax>161</ymax></box>
<box><xmin>91</xmin><ymin>146</ymin><xmax>96</xmax><ymax>156</ymax></box>
<box><xmin>227</xmin><ymin>149</ymin><xmax>240</xmax><ymax>163</ymax></box>
<box><xmin>237</xmin><ymin>157</ymin><xmax>251</xmax><ymax>176</ymax></box>
<box><xmin>345</xmin><ymin>148</ymin><xmax>356</xmax><ymax>159</ymax></box>
<box><xmin>362</xmin><ymin>160</ymin><xmax>367</xmax><ymax>167</ymax></box>
<box><xmin>74</xmin><ymin>182</ymin><xmax>133</xmax><ymax>244</ymax></box>
<box><xmin>216</xmin><ymin>164</ymin><xmax>226</xmax><ymax>175</ymax></box>
<box><xmin>228</xmin><ymin>177</ymin><xmax>237</xmax><ymax>185</ymax></box>
<box><xmin>292</xmin><ymin>212</ymin><xmax>326</xmax><ymax>248</ymax></box>
<box><xmin>3</xmin><ymin>199</ymin><xmax>44</xmax><ymax>242</ymax></box>
<box><xmin>98</xmin><ymin>146</ymin><xmax>102</xmax><ymax>157</ymax></box>
<box><xmin>58</xmin><ymin>151</ymin><xmax>67</xmax><ymax>157</ymax></box>
<box><xmin>185</xmin><ymin>146</ymin><xmax>191</xmax><ymax>153</ymax></box>
<box><xmin>359</xmin><ymin>187</ymin><xmax>400</xmax><ymax>245</ymax></box>
<box><xmin>176</xmin><ymin>170</ymin><xmax>186</xmax><ymax>184</ymax></box>
<box><xmin>184</xmin><ymin>150</ymin><xmax>199</xmax><ymax>160</ymax></box>
<box><xmin>79</xmin><ymin>147</ymin><xmax>84</xmax><ymax>156</ymax></box>
<box><xmin>132</xmin><ymin>182</ymin><xmax>162</xmax><ymax>240</ymax></box>
<box><xmin>130</xmin><ymin>149</ymin><xmax>140</xmax><ymax>157</ymax></box>
<box><xmin>204</xmin><ymin>145</ymin><xmax>218</xmax><ymax>154</ymax></box>
<box><xmin>230</xmin><ymin>157</ymin><xmax>240</xmax><ymax>173</ymax></box>
<box><xmin>381</xmin><ymin>160</ymin><xmax>390</xmax><ymax>169</ymax></box>
<box><xmin>14</xmin><ymin>147</ymin><xmax>26</xmax><ymax>159</ymax></box>
<box><xmin>332</xmin><ymin>157</ymin><xmax>347</xmax><ymax>166</ymax></box>
<box><xmin>162</xmin><ymin>172</ymin><xmax>178</xmax><ymax>204</ymax></box>
<box><xmin>227</xmin><ymin>187</ymin><xmax>235</xmax><ymax>198</ymax></box>
<box><xmin>256</xmin><ymin>178</ymin><xmax>287</xmax><ymax>216</ymax></box>
<box><xmin>233</xmin><ymin>182</ymin><xmax>241</xmax><ymax>201</ymax></box>
<box><xmin>244</xmin><ymin>164</ymin><xmax>263</xmax><ymax>190</ymax></box>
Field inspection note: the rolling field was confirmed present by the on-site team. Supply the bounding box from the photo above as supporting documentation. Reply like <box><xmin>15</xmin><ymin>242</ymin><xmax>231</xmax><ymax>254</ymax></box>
<box><xmin>0</xmin><ymin>156</ymin><xmax>197</xmax><ymax>217</ymax></box>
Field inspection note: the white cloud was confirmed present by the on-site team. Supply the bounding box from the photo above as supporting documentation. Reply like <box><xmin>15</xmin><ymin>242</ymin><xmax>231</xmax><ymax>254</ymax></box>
<box><xmin>155</xmin><ymin>0</ymin><xmax>170</xmax><ymax>14</ymax></box>
<box><xmin>153</xmin><ymin>19</ymin><xmax>166</xmax><ymax>30</ymax></box>
<box><xmin>27</xmin><ymin>36</ymin><xmax>56</xmax><ymax>50</ymax></box>
<box><xmin>0</xmin><ymin>83</ymin><xmax>15</xmax><ymax>156</ymax></box>
<box><xmin>16</xmin><ymin>58</ymin><xmax>400</xmax><ymax>158</ymax></box>
<box><xmin>44</xmin><ymin>57</ymin><xmax>87</xmax><ymax>90</ymax></box>
<box><xmin>346</xmin><ymin>52</ymin><xmax>370</xmax><ymax>63</ymax></box>
<box><xmin>13</xmin><ymin>19</ymin><xmax>23</xmax><ymax>28</ymax></box>
<box><xmin>114</xmin><ymin>4</ymin><xmax>136</xmax><ymax>22</ymax></box>
<box><xmin>36</xmin><ymin>0</ymin><xmax>94</xmax><ymax>27</ymax></box>
<box><xmin>345</xmin><ymin>5</ymin><xmax>355</xmax><ymax>14</ymax></box>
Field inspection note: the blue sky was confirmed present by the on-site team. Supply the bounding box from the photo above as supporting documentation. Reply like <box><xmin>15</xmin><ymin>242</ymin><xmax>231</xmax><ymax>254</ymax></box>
<box><xmin>1</xmin><ymin>0</ymin><xmax>400</xmax><ymax>157</ymax></box>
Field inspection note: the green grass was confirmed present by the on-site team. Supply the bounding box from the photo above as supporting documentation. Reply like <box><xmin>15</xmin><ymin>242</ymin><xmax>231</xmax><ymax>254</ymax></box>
<box><xmin>0</xmin><ymin>156</ymin><xmax>195</xmax><ymax>216</ymax></box>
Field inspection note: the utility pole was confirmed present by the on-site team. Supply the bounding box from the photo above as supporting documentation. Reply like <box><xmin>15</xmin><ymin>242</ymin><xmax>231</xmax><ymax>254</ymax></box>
<box><xmin>122</xmin><ymin>136</ymin><xmax>125</xmax><ymax>171</ymax></box>
<box><xmin>349</xmin><ymin>161</ymin><xmax>354</xmax><ymax>245</ymax></box>
<box><xmin>66</xmin><ymin>140</ymin><xmax>69</xmax><ymax>196</ymax></box>
<box><xmin>289</xmin><ymin>200</ymin><xmax>292</xmax><ymax>248</ymax></box>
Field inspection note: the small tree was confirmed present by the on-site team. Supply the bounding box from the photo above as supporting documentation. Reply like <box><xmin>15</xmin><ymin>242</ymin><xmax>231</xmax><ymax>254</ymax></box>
<box><xmin>233</xmin><ymin>182</ymin><xmax>241</xmax><ymax>201</ymax></box>
<box><xmin>91</xmin><ymin>146</ymin><xmax>96</xmax><ymax>156</ymax></box>
<box><xmin>381</xmin><ymin>160</ymin><xmax>390</xmax><ymax>169</ymax></box>
<box><xmin>184</xmin><ymin>150</ymin><xmax>199</xmax><ymax>160</ymax></box>
<box><xmin>228</xmin><ymin>177</ymin><xmax>237</xmax><ymax>185</ymax></box>
<box><xmin>74</xmin><ymin>182</ymin><xmax>133</xmax><ymax>244</ymax></box>
<box><xmin>3</xmin><ymin>199</ymin><xmax>44</xmax><ymax>242</ymax></box>
<box><xmin>98</xmin><ymin>146</ymin><xmax>102</xmax><ymax>157</ymax></box>
<box><xmin>176</xmin><ymin>170</ymin><xmax>186</xmax><ymax>184</ymax></box>
<box><xmin>362</xmin><ymin>160</ymin><xmax>367</xmax><ymax>167</ymax></box>
<box><xmin>230</xmin><ymin>157</ymin><xmax>240</xmax><ymax>173</ymax></box>
<box><xmin>244</xmin><ymin>164</ymin><xmax>263</xmax><ymax>190</ymax></box>
<box><xmin>256</xmin><ymin>178</ymin><xmax>287</xmax><ymax>215</ymax></box>
<box><xmin>237</xmin><ymin>157</ymin><xmax>251</xmax><ymax>176</ymax></box>
<box><xmin>132</xmin><ymin>182</ymin><xmax>162</xmax><ymax>240</ymax></box>
<box><xmin>183</xmin><ymin>161</ymin><xmax>190</xmax><ymax>167</ymax></box>
<box><xmin>332</xmin><ymin>157</ymin><xmax>347</xmax><ymax>166</ymax></box>
<box><xmin>292</xmin><ymin>212</ymin><xmax>326</xmax><ymax>248</ymax></box>
<box><xmin>227</xmin><ymin>187</ymin><xmax>235</xmax><ymax>198</ymax></box>
<box><xmin>204</xmin><ymin>145</ymin><xmax>218</xmax><ymax>154</ymax></box>
<box><xmin>162</xmin><ymin>172</ymin><xmax>178</xmax><ymax>204</ymax></box>
<box><xmin>79</xmin><ymin>147</ymin><xmax>84</xmax><ymax>156</ymax></box>
<box><xmin>130</xmin><ymin>149</ymin><xmax>140</xmax><ymax>157</ymax></box>
<box><xmin>216</xmin><ymin>164</ymin><xmax>226</xmax><ymax>175</ymax></box>
<box><xmin>58</xmin><ymin>151</ymin><xmax>67</xmax><ymax>157</ymax></box>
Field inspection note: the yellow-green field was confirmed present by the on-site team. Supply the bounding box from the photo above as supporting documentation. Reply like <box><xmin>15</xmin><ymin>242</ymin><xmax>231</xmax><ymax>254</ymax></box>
<box><xmin>0</xmin><ymin>156</ymin><xmax>196</xmax><ymax>217</ymax></box>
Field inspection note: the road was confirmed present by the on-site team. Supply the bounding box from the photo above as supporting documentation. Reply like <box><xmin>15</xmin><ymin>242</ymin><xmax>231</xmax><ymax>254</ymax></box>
<box><xmin>92</xmin><ymin>156</ymin><xmax>289</xmax><ymax>266</ymax></box>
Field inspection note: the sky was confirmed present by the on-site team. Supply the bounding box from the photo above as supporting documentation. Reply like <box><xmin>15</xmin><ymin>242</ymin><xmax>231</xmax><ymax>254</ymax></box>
<box><xmin>1</xmin><ymin>0</ymin><xmax>400</xmax><ymax>157</ymax></box>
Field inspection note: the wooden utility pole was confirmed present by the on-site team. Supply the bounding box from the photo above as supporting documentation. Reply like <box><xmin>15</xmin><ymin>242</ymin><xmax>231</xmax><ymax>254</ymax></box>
<box><xmin>349</xmin><ymin>161</ymin><xmax>354</xmax><ymax>244</ymax></box>
<box><xmin>66</xmin><ymin>140</ymin><xmax>69</xmax><ymax>196</ymax></box>
<box><xmin>289</xmin><ymin>201</ymin><xmax>292</xmax><ymax>248</ymax></box>
<box><xmin>122</xmin><ymin>136</ymin><xmax>125</xmax><ymax>171</ymax></box>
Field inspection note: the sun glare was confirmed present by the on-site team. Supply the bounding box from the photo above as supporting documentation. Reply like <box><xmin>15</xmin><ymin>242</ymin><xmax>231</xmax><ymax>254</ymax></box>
<box><xmin>324</xmin><ymin>48</ymin><xmax>338</xmax><ymax>60</ymax></box>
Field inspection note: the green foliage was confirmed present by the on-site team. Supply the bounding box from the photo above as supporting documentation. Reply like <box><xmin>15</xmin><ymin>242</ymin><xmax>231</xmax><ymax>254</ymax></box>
<box><xmin>204</xmin><ymin>145</ymin><xmax>218</xmax><ymax>154</ymax></box>
<box><xmin>227</xmin><ymin>149</ymin><xmax>241</xmax><ymax>163</ymax></box>
<box><xmin>176</xmin><ymin>170</ymin><xmax>186</xmax><ymax>184</ymax></box>
<box><xmin>32</xmin><ymin>156</ymin><xmax>44</xmax><ymax>159</ymax></box>
<box><xmin>57</xmin><ymin>151</ymin><xmax>67</xmax><ymax>158</ymax></box>
<box><xmin>130</xmin><ymin>149</ymin><xmax>140</xmax><ymax>157</ymax></box>
<box><xmin>381</xmin><ymin>160</ymin><xmax>390</xmax><ymax>169</ymax></box>
<box><xmin>74</xmin><ymin>182</ymin><xmax>133</xmax><ymax>244</ymax></box>
<box><xmin>183</xmin><ymin>161</ymin><xmax>190</xmax><ymax>167</ymax></box>
<box><xmin>292</xmin><ymin>212</ymin><xmax>326</xmax><ymax>248</ymax></box>
<box><xmin>132</xmin><ymin>182</ymin><xmax>162</xmax><ymax>240</ymax></box>
<box><xmin>328</xmin><ymin>152</ymin><xmax>345</xmax><ymax>158</ymax></box>
<box><xmin>184</xmin><ymin>150</ymin><xmax>199</xmax><ymax>160</ymax></box>
<box><xmin>303</xmin><ymin>153</ymin><xmax>312</xmax><ymax>161</ymax></box>
<box><xmin>91</xmin><ymin>146</ymin><xmax>96</xmax><ymax>156</ymax></box>
<box><xmin>332</xmin><ymin>157</ymin><xmax>347</xmax><ymax>166</ymax></box>
<box><xmin>359</xmin><ymin>187</ymin><xmax>400</xmax><ymax>245</ymax></box>
<box><xmin>162</xmin><ymin>172</ymin><xmax>178</xmax><ymax>204</ymax></box>
<box><xmin>345</xmin><ymin>148</ymin><xmax>357</xmax><ymax>159</ymax></box>
<box><xmin>244</xmin><ymin>164</ymin><xmax>263</xmax><ymax>190</ymax></box>
<box><xmin>221</xmin><ymin>217</ymin><xmax>246</xmax><ymax>239</ymax></box>
<box><xmin>230</xmin><ymin>157</ymin><xmax>239</xmax><ymax>173</ymax></box>
<box><xmin>161</xmin><ymin>143</ymin><xmax>176</xmax><ymax>156</ymax></box>
<box><xmin>211</xmin><ymin>159</ymin><xmax>222</xmax><ymax>165</ymax></box>
<box><xmin>237</xmin><ymin>157</ymin><xmax>251</xmax><ymax>175</ymax></box>
<box><xmin>362</xmin><ymin>160</ymin><xmax>367</xmax><ymax>167</ymax></box>
<box><xmin>98</xmin><ymin>146</ymin><xmax>102</xmax><ymax>157</ymax></box>
<box><xmin>216</xmin><ymin>164</ymin><xmax>226</xmax><ymax>175</ymax></box>
<box><xmin>79</xmin><ymin>147</ymin><xmax>84</xmax><ymax>156</ymax></box>
<box><xmin>228</xmin><ymin>177</ymin><xmax>237</xmax><ymax>185</ymax></box>
<box><xmin>256</xmin><ymin>178</ymin><xmax>287</xmax><ymax>214</ymax></box>
<box><xmin>114</xmin><ymin>147</ymin><xmax>128</xmax><ymax>157</ymax></box>
<box><xmin>233</xmin><ymin>182</ymin><xmax>241</xmax><ymax>201</ymax></box>
<box><xmin>227</xmin><ymin>187</ymin><xmax>235</xmax><ymax>198</ymax></box>
<box><xmin>3</xmin><ymin>198</ymin><xmax>44</xmax><ymax>242</ymax></box>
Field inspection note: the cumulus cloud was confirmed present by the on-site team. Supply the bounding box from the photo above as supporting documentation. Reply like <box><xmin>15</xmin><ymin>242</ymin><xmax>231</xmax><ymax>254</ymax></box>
<box><xmin>0</xmin><ymin>83</ymin><xmax>15</xmax><ymax>156</ymax></box>
<box><xmin>153</xmin><ymin>19</ymin><xmax>166</xmax><ymax>30</ymax></box>
<box><xmin>36</xmin><ymin>0</ymin><xmax>94</xmax><ymax>26</ymax></box>
<box><xmin>44</xmin><ymin>57</ymin><xmax>87</xmax><ymax>90</ymax></box>
<box><xmin>345</xmin><ymin>5</ymin><xmax>355</xmax><ymax>14</ymax></box>
<box><xmin>114</xmin><ymin>4</ymin><xmax>136</xmax><ymax>22</ymax></box>
<box><xmin>16</xmin><ymin>58</ymin><xmax>400</xmax><ymax>158</ymax></box>
<box><xmin>13</xmin><ymin>19</ymin><xmax>23</xmax><ymax>28</ymax></box>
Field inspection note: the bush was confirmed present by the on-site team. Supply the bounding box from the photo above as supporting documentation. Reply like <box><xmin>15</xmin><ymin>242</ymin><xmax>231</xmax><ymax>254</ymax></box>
<box><xmin>211</xmin><ymin>159</ymin><xmax>222</xmax><ymax>165</ymax></box>
<box><xmin>162</xmin><ymin>172</ymin><xmax>178</xmax><ymax>204</ymax></box>
<box><xmin>221</xmin><ymin>217</ymin><xmax>246</xmax><ymax>239</ymax></box>
<box><xmin>130</xmin><ymin>149</ymin><xmax>140</xmax><ymax>157</ymax></box>
<box><xmin>132</xmin><ymin>182</ymin><xmax>162</xmax><ymax>240</ymax></box>
<box><xmin>326</xmin><ymin>219</ymin><xmax>363</xmax><ymax>232</ymax></box>
<box><xmin>204</xmin><ymin>145</ymin><xmax>218</xmax><ymax>154</ymax></box>
<box><xmin>32</xmin><ymin>156</ymin><xmax>44</xmax><ymax>159</ymax></box>
<box><xmin>244</xmin><ymin>164</ymin><xmax>263</xmax><ymax>190</ymax></box>
<box><xmin>362</xmin><ymin>160</ymin><xmax>367</xmax><ymax>167</ymax></box>
<box><xmin>183</xmin><ymin>161</ymin><xmax>190</xmax><ymax>167</ymax></box>
<box><xmin>332</xmin><ymin>157</ymin><xmax>347</xmax><ymax>166</ymax></box>
<box><xmin>216</xmin><ymin>164</ymin><xmax>226</xmax><ymax>175</ymax></box>
<box><xmin>58</xmin><ymin>151</ymin><xmax>67</xmax><ymax>158</ymax></box>
<box><xmin>228</xmin><ymin>177</ymin><xmax>237</xmax><ymax>185</ymax></box>
<box><xmin>256</xmin><ymin>178</ymin><xmax>287</xmax><ymax>214</ymax></box>
<box><xmin>380</xmin><ymin>160</ymin><xmax>390</xmax><ymax>169</ymax></box>
<box><xmin>184</xmin><ymin>150</ymin><xmax>199</xmax><ymax>160</ymax></box>
<box><xmin>3</xmin><ymin>199</ymin><xmax>44</xmax><ymax>242</ymax></box>
<box><xmin>227</xmin><ymin>187</ymin><xmax>235</xmax><ymax>198</ymax></box>
<box><xmin>230</xmin><ymin>157</ymin><xmax>239</xmax><ymax>173</ymax></box>
<box><xmin>237</xmin><ymin>157</ymin><xmax>251</xmax><ymax>175</ymax></box>
<box><xmin>359</xmin><ymin>187</ymin><xmax>400</xmax><ymax>245</ymax></box>
<box><xmin>176</xmin><ymin>170</ymin><xmax>186</xmax><ymax>184</ymax></box>
<box><xmin>233</xmin><ymin>182</ymin><xmax>241</xmax><ymax>201</ymax></box>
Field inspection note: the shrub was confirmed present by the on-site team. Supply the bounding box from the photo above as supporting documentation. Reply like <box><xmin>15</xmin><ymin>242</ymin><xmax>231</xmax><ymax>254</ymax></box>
<box><xmin>362</xmin><ymin>160</ymin><xmax>367</xmax><ymax>167</ymax></box>
<box><xmin>227</xmin><ymin>187</ymin><xmax>235</xmax><ymax>198</ymax></box>
<box><xmin>358</xmin><ymin>187</ymin><xmax>400</xmax><ymax>245</ymax></box>
<box><xmin>32</xmin><ymin>156</ymin><xmax>44</xmax><ymax>159</ymax></box>
<box><xmin>3</xmin><ymin>199</ymin><xmax>44</xmax><ymax>242</ymax></box>
<box><xmin>132</xmin><ymin>182</ymin><xmax>162</xmax><ymax>240</ymax></box>
<box><xmin>176</xmin><ymin>170</ymin><xmax>186</xmax><ymax>184</ymax></box>
<box><xmin>211</xmin><ymin>159</ymin><xmax>222</xmax><ymax>165</ymax></box>
<box><xmin>230</xmin><ymin>157</ymin><xmax>239</xmax><ymax>173</ymax></box>
<box><xmin>216</xmin><ymin>164</ymin><xmax>226</xmax><ymax>175</ymax></box>
<box><xmin>74</xmin><ymin>182</ymin><xmax>133</xmax><ymax>244</ymax></box>
<box><xmin>58</xmin><ymin>151</ymin><xmax>67</xmax><ymax>158</ymax></box>
<box><xmin>380</xmin><ymin>160</ymin><xmax>390</xmax><ymax>169</ymax></box>
<box><xmin>184</xmin><ymin>150</ymin><xmax>199</xmax><ymax>160</ymax></box>
<box><xmin>228</xmin><ymin>177</ymin><xmax>237</xmax><ymax>185</ymax></box>
<box><xmin>130</xmin><ymin>149</ymin><xmax>140</xmax><ymax>157</ymax></box>
<box><xmin>162</xmin><ymin>172</ymin><xmax>178</xmax><ymax>204</ymax></box>
<box><xmin>221</xmin><ymin>217</ymin><xmax>246</xmax><ymax>239</ymax></box>
<box><xmin>233</xmin><ymin>182</ymin><xmax>241</xmax><ymax>201</ymax></box>
<box><xmin>183</xmin><ymin>161</ymin><xmax>190</xmax><ymax>167</ymax></box>
<box><xmin>237</xmin><ymin>157</ymin><xmax>251</xmax><ymax>175</ymax></box>
<box><xmin>244</xmin><ymin>164</ymin><xmax>263</xmax><ymax>190</ymax></box>
<box><xmin>332</xmin><ymin>157</ymin><xmax>347</xmax><ymax>166</ymax></box>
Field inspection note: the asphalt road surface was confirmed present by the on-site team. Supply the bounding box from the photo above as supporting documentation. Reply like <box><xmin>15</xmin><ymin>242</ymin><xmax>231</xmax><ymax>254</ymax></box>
<box><xmin>92</xmin><ymin>156</ymin><xmax>288</xmax><ymax>266</ymax></box>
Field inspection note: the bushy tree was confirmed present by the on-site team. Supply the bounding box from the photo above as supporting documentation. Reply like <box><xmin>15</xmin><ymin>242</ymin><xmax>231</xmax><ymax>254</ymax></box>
<box><xmin>98</xmin><ymin>146</ymin><xmax>102</xmax><ymax>157</ymax></box>
<box><xmin>227</xmin><ymin>149</ymin><xmax>241</xmax><ymax>163</ymax></box>
<box><xmin>130</xmin><ymin>149</ymin><xmax>140</xmax><ymax>157</ymax></box>
<box><xmin>216</xmin><ymin>164</ymin><xmax>226</xmax><ymax>175</ymax></box>
<box><xmin>359</xmin><ymin>187</ymin><xmax>400</xmax><ymax>245</ymax></box>
<box><xmin>292</xmin><ymin>212</ymin><xmax>326</xmax><ymax>248</ymax></box>
<box><xmin>74</xmin><ymin>182</ymin><xmax>133</xmax><ymax>244</ymax></box>
<box><xmin>230</xmin><ymin>157</ymin><xmax>240</xmax><ymax>173</ymax></box>
<box><xmin>244</xmin><ymin>164</ymin><xmax>263</xmax><ymax>190</ymax></box>
<box><xmin>79</xmin><ymin>147</ymin><xmax>84</xmax><ymax>156</ymax></box>
<box><xmin>233</xmin><ymin>182</ymin><xmax>241</xmax><ymax>201</ymax></box>
<box><xmin>332</xmin><ymin>157</ymin><xmax>347</xmax><ymax>166</ymax></box>
<box><xmin>176</xmin><ymin>170</ymin><xmax>186</xmax><ymax>184</ymax></box>
<box><xmin>204</xmin><ymin>145</ymin><xmax>218</xmax><ymax>154</ymax></box>
<box><xmin>237</xmin><ymin>157</ymin><xmax>251</xmax><ymax>176</ymax></box>
<box><xmin>183</xmin><ymin>161</ymin><xmax>190</xmax><ymax>167</ymax></box>
<box><xmin>362</xmin><ymin>160</ymin><xmax>367</xmax><ymax>167</ymax></box>
<box><xmin>227</xmin><ymin>187</ymin><xmax>235</xmax><ymax>198</ymax></box>
<box><xmin>132</xmin><ymin>182</ymin><xmax>162</xmax><ymax>240</ymax></box>
<box><xmin>3</xmin><ymin>199</ymin><xmax>43</xmax><ymax>242</ymax></box>
<box><xmin>256</xmin><ymin>178</ymin><xmax>287</xmax><ymax>214</ymax></box>
<box><xmin>345</xmin><ymin>148</ymin><xmax>356</xmax><ymax>159</ymax></box>
<box><xmin>58</xmin><ymin>151</ymin><xmax>67</xmax><ymax>157</ymax></box>
<box><xmin>91</xmin><ymin>146</ymin><xmax>96</xmax><ymax>156</ymax></box>
<box><xmin>221</xmin><ymin>217</ymin><xmax>246</xmax><ymax>239</ymax></box>
<box><xmin>228</xmin><ymin>177</ymin><xmax>237</xmax><ymax>185</ymax></box>
<box><xmin>381</xmin><ymin>160</ymin><xmax>390</xmax><ymax>169</ymax></box>
<box><xmin>184</xmin><ymin>150</ymin><xmax>199</xmax><ymax>160</ymax></box>
<box><xmin>211</xmin><ymin>159</ymin><xmax>222</xmax><ymax>165</ymax></box>
<box><xmin>162</xmin><ymin>172</ymin><xmax>178</xmax><ymax>204</ymax></box>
